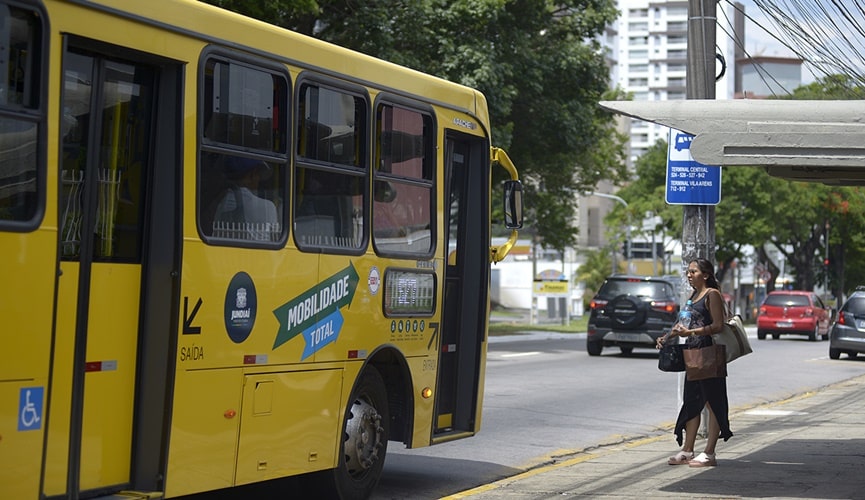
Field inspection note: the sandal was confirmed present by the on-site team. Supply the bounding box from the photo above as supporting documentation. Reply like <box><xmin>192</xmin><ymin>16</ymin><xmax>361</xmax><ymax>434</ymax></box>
<box><xmin>667</xmin><ymin>450</ymin><xmax>694</xmax><ymax>465</ymax></box>
<box><xmin>688</xmin><ymin>452</ymin><xmax>717</xmax><ymax>467</ymax></box>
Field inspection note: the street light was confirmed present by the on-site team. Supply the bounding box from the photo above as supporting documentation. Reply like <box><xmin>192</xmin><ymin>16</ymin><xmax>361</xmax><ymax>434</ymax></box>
<box><xmin>586</xmin><ymin>191</ymin><xmax>630</xmax><ymax>273</ymax></box>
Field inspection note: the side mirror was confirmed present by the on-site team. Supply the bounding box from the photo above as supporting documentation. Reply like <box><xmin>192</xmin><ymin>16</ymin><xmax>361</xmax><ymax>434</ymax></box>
<box><xmin>503</xmin><ymin>180</ymin><xmax>523</xmax><ymax>229</ymax></box>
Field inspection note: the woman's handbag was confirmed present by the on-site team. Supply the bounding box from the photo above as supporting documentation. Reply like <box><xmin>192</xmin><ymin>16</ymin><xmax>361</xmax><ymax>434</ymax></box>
<box><xmin>683</xmin><ymin>343</ymin><xmax>727</xmax><ymax>381</ymax></box>
<box><xmin>713</xmin><ymin>314</ymin><xmax>753</xmax><ymax>363</ymax></box>
<box><xmin>658</xmin><ymin>341</ymin><xmax>685</xmax><ymax>372</ymax></box>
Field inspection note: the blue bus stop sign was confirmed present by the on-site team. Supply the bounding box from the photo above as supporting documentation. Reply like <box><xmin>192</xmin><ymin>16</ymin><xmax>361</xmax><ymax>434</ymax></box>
<box><xmin>666</xmin><ymin>128</ymin><xmax>721</xmax><ymax>205</ymax></box>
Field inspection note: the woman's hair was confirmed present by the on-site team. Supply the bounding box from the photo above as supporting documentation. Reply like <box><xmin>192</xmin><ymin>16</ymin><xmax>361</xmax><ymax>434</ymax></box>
<box><xmin>693</xmin><ymin>258</ymin><xmax>720</xmax><ymax>290</ymax></box>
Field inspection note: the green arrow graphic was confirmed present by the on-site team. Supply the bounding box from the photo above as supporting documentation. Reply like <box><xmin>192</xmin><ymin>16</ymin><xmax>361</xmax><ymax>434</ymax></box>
<box><xmin>272</xmin><ymin>262</ymin><xmax>359</xmax><ymax>350</ymax></box>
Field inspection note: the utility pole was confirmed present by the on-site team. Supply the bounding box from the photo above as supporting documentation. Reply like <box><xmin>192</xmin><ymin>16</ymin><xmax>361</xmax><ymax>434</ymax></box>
<box><xmin>685</xmin><ymin>0</ymin><xmax>718</xmax><ymax>433</ymax></box>
<box><xmin>683</xmin><ymin>0</ymin><xmax>717</xmax><ymax>270</ymax></box>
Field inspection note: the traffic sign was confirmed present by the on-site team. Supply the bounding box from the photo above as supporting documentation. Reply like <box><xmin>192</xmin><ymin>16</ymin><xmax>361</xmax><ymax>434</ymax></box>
<box><xmin>666</xmin><ymin>128</ymin><xmax>721</xmax><ymax>205</ymax></box>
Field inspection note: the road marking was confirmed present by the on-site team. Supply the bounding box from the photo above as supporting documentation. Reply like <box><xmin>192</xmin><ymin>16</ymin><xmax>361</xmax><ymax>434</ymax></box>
<box><xmin>744</xmin><ymin>409</ymin><xmax>807</xmax><ymax>416</ymax></box>
<box><xmin>501</xmin><ymin>351</ymin><xmax>540</xmax><ymax>358</ymax></box>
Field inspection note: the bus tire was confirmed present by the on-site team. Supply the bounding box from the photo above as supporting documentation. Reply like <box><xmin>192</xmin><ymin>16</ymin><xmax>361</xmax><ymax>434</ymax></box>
<box><xmin>328</xmin><ymin>366</ymin><xmax>390</xmax><ymax>499</ymax></box>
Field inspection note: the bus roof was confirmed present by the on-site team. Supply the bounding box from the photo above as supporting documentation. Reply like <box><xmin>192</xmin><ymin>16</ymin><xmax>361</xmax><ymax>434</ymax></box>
<box><xmin>83</xmin><ymin>0</ymin><xmax>488</xmax><ymax>125</ymax></box>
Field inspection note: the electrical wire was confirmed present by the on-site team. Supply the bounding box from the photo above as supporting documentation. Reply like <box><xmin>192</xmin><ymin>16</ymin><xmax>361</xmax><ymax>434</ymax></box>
<box><xmin>716</xmin><ymin>3</ymin><xmax>792</xmax><ymax>97</ymax></box>
<box><xmin>738</xmin><ymin>0</ymin><xmax>865</xmax><ymax>93</ymax></box>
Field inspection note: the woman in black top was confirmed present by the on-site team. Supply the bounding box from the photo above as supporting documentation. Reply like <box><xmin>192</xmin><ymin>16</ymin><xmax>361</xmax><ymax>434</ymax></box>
<box><xmin>657</xmin><ymin>258</ymin><xmax>732</xmax><ymax>467</ymax></box>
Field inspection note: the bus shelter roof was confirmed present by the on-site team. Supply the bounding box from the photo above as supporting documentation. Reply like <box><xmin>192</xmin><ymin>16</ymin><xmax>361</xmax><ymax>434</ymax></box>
<box><xmin>599</xmin><ymin>100</ymin><xmax>865</xmax><ymax>185</ymax></box>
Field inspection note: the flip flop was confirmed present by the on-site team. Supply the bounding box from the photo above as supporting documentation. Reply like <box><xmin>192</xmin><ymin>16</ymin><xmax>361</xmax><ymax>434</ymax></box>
<box><xmin>688</xmin><ymin>452</ymin><xmax>717</xmax><ymax>467</ymax></box>
<box><xmin>668</xmin><ymin>451</ymin><xmax>694</xmax><ymax>465</ymax></box>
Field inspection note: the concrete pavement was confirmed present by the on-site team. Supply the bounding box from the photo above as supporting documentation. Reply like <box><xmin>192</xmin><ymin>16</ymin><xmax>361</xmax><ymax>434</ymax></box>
<box><xmin>447</xmin><ymin>373</ymin><xmax>865</xmax><ymax>499</ymax></box>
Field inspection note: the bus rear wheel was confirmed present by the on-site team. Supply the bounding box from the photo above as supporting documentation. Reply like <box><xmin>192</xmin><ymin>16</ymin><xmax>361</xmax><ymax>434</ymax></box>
<box><xmin>328</xmin><ymin>367</ymin><xmax>389</xmax><ymax>499</ymax></box>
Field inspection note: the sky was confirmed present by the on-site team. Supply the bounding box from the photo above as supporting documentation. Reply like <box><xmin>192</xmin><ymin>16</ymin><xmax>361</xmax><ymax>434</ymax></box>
<box><xmin>736</xmin><ymin>1</ymin><xmax>793</xmax><ymax>58</ymax></box>
<box><xmin>733</xmin><ymin>0</ymin><xmax>865</xmax><ymax>85</ymax></box>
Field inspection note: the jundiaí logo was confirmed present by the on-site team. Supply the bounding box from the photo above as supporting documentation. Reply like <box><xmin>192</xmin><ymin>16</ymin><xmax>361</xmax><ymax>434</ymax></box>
<box><xmin>225</xmin><ymin>271</ymin><xmax>257</xmax><ymax>343</ymax></box>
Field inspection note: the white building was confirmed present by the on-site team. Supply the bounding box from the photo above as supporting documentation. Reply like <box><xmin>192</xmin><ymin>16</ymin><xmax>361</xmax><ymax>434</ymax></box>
<box><xmin>614</xmin><ymin>0</ymin><xmax>741</xmax><ymax>163</ymax></box>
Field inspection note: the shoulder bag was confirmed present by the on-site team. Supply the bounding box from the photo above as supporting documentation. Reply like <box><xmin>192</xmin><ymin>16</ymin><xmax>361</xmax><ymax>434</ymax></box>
<box><xmin>683</xmin><ymin>342</ymin><xmax>727</xmax><ymax>381</ymax></box>
<box><xmin>706</xmin><ymin>291</ymin><xmax>753</xmax><ymax>363</ymax></box>
<box><xmin>714</xmin><ymin>314</ymin><xmax>753</xmax><ymax>363</ymax></box>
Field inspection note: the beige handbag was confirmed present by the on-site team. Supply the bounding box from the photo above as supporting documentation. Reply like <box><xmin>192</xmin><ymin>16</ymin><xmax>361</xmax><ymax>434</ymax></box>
<box><xmin>713</xmin><ymin>313</ymin><xmax>753</xmax><ymax>363</ymax></box>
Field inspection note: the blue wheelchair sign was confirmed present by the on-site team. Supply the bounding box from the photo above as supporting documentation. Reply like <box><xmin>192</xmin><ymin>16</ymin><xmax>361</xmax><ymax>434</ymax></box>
<box><xmin>18</xmin><ymin>386</ymin><xmax>44</xmax><ymax>431</ymax></box>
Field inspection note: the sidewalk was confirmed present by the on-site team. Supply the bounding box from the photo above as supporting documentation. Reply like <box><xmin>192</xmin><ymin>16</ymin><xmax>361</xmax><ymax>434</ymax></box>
<box><xmin>448</xmin><ymin>373</ymin><xmax>865</xmax><ymax>499</ymax></box>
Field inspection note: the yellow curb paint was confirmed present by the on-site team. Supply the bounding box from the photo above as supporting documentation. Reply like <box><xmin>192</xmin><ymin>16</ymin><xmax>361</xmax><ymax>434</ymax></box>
<box><xmin>442</xmin><ymin>452</ymin><xmax>600</xmax><ymax>499</ymax></box>
<box><xmin>443</xmin><ymin>373</ymin><xmax>865</xmax><ymax>499</ymax></box>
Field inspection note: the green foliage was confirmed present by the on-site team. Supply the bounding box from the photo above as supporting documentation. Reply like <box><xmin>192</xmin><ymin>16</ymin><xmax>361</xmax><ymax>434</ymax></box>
<box><xmin>201</xmin><ymin>0</ymin><xmax>628</xmax><ymax>255</ymax></box>
<box><xmin>575</xmin><ymin>247</ymin><xmax>613</xmax><ymax>308</ymax></box>
<box><xmin>615</xmin><ymin>139</ymin><xmax>677</xmax><ymax>233</ymax></box>
<box><xmin>780</xmin><ymin>74</ymin><xmax>865</xmax><ymax>100</ymax></box>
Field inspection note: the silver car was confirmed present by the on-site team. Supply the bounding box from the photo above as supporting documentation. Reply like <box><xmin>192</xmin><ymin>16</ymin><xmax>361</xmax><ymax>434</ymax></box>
<box><xmin>829</xmin><ymin>288</ymin><xmax>865</xmax><ymax>360</ymax></box>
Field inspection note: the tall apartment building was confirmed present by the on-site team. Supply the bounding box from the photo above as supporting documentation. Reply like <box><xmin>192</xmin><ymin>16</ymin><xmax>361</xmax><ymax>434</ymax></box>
<box><xmin>578</xmin><ymin>1</ymin><xmax>742</xmax><ymax>252</ymax></box>
<box><xmin>577</xmin><ymin>1</ymin><xmax>802</xmax><ymax>266</ymax></box>
<box><xmin>615</xmin><ymin>1</ymin><xmax>742</xmax><ymax>162</ymax></box>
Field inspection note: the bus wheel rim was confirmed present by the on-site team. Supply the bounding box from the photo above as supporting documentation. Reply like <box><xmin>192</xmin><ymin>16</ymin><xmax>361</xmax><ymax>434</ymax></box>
<box><xmin>344</xmin><ymin>397</ymin><xmax>384</xmax><ymax>476</ymax></box>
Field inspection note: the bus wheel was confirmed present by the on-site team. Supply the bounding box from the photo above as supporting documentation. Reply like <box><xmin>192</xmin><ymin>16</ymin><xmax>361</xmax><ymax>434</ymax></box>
<box><xmin>333</xmin><ymin>367</ymin><xmax>389</xmax><ymax>499</ymax></box>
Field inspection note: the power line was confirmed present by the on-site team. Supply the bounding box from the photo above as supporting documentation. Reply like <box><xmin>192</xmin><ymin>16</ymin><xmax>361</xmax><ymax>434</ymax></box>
<box><xmin>744</xmin><ymin>0</ymin><xmax>865</xmax><ymax>91</ymax></box>
<box><xmin>716</xmin><ymin>3</ymin><xmax>792</xmax><ymax>97</ymax></box>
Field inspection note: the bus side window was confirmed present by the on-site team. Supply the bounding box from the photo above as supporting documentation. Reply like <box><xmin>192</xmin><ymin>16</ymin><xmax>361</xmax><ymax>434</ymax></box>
<box><xmin>0</xmin><ymin>5</ymin><xmax>42</xmax><ymax>225</ymax></box>
<box><xmin>208</xmin><ymin>154</ymin><xmax>281</xmax><ymax>242</ymax></box>
<box><xmin>293</xmin><ymin>82</ymin><xmax>366</xmax><ymax>251</ymax></box>
<box><xmin>372</xmin><ymin>103</ymin><xmax>433</xmax><ymax>256</ymax></box>
<box><xmin>198</xmin><ymin>56</ymin><xmax>287</xmax><ymax>245</ymax></box>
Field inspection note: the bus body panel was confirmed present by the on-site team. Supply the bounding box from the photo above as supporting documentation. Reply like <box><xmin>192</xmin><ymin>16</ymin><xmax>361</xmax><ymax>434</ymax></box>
<box><xmin>164</xmin><ymin>368</ymin><xmax>241</xmax><ymax>497</ymax></box>
<box><xmin>235</xmin><ymin>369</ymin><xmax>343</xmax><ymax>484</ymax></box>
<box><xmin>174</xmin><ymin>243</ymin><xmax>320</xmax><ymax>369</ymax></box>
<box><xmin>0</xmin><ymin>231</ymin><xmax>55</xmax><ymax>500</ymax></box>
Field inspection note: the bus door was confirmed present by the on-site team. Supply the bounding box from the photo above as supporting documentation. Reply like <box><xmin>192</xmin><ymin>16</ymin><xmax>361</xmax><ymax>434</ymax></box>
<box><xmin>435</xmin><ymin>132</ymin><xmax>490</xmax><ymax>435</ymax></box>
<box><xmin>47</xmin><ymin>43</ymin><xmax>181</xmax><ymax>497</ymax></box>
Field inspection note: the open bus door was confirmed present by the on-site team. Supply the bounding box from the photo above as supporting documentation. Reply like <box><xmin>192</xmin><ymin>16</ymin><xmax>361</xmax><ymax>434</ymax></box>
<box><xmin>434</xmin><ymin>132</ymin><xmax>490</xmax><ymax>436</ymax></box>
<box><xmin>45</xmin><ymin>42</ymin><xmax>180</xmax><ymax>498</ymax></box>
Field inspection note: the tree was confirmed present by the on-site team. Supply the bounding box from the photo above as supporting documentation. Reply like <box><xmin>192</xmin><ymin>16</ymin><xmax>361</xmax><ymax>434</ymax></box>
<box><xmin>822</xmin><ymin>188</ymin><xmax>865</xmax><ymax>299</ymax></box>
<box><xmin>612</xmin><ymin>75</ymin><xmax>865</xmax><ymax>299</ymax></box>
<box><xmin>200</xmin><ymin>0</ymin><xmax>628</xmax><ymax>254</ymax></box>
<box><xmin>608</xmin><ymin>138</ymin><xmax>825</xmax><ymax>291</ymax></box>
<box><xmin>771</xmin><ymin>74</ymin><xmax>865</xmax><ymax>297</ymax></box>
<box><xmin>576</xmin><ymin>247</ymin><xmax>616</xmax><ymax>309</ymax></box>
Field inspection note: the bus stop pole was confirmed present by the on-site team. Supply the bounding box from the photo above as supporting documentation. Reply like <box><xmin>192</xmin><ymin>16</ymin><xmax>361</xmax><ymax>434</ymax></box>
<box><xmin>679</xmin><ymin>0</ymin><xmax>717</xmax><ymax>432</ymax></box>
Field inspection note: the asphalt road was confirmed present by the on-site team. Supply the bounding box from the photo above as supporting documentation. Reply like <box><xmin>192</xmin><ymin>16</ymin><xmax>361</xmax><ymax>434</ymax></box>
<box><xmin>373</xmin><ymin>329</ymin><xmax>865</xmax><ymax>499</ymax></box>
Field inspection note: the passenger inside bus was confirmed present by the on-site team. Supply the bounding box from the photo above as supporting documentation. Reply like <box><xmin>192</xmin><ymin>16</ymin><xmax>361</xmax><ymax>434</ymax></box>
<box><xmin>294</xmin><ymin>168</ymin><xmax>361</xmax><ymax>248</ymax></box>
<box><xmin>212</xmin><ymin>156</ymin><xmax>280</xmax><ymax>241</ymax></box>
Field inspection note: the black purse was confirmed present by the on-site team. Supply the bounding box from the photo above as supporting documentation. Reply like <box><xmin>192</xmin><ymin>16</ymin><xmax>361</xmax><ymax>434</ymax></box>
<box><xmin>658</xmin><ymin>341</ymin><xmax>685</xmax><ymax>372</ymax></box>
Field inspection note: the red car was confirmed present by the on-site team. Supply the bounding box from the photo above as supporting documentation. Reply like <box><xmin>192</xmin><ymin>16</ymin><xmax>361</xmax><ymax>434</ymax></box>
<box><xmin>757</xmin><ymin>290</ymin><xmax>832</xmax><ymax>341</ymax></box>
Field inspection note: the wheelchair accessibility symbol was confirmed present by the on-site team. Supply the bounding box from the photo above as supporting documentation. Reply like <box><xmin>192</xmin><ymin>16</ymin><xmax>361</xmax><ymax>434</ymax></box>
<box><xmin>18</xmin><ymin>387</ymin><xmax>44</xmax><ymax>431</ymax></box>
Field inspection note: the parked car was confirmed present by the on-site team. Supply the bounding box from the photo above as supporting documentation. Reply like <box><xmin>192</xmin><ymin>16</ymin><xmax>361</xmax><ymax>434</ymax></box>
<box><xmin>586</xmin><ymin>275</ymin><xmax>679</xmax><ymax>356</ymax></box>
<box><xmin>756</xmin><ymin>290</ymin><xmax>831</xmax><ymax>341</ymax></box>
<box><xmin>829</xmin><ymin>287</ymin><xmax>865</xmax><ymax>359</ymax></box>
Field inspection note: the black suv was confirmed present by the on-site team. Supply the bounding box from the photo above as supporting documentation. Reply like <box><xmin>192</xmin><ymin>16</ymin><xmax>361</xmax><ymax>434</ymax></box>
<box><xmin>586</xmin><ymin>275</ymin><xmax>679</xmax><ymax>356</ymax></box>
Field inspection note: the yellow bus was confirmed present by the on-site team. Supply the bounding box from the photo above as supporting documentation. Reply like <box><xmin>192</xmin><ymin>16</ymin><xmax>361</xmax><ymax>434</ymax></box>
<box><xmin>0</xmin><ymin>0</ymin><xmax>523</xmax><ymax>498</ymax></box>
